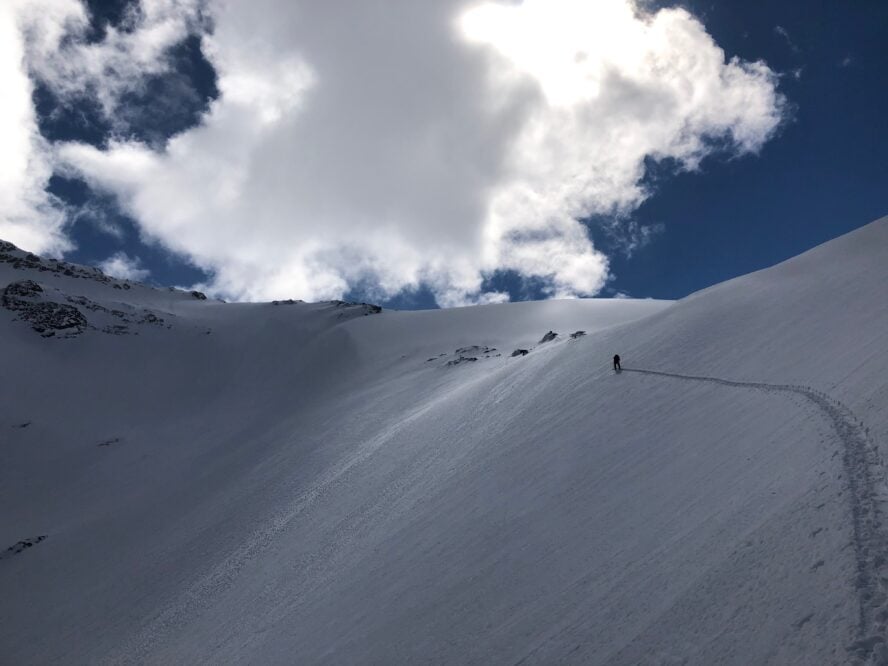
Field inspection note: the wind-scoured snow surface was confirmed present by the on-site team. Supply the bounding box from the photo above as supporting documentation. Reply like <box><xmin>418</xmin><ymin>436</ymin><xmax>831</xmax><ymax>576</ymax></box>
<box><xmin>1</xmin><ymin>218</ymin><xmax>887</xmax><ymax>665</ymax></box>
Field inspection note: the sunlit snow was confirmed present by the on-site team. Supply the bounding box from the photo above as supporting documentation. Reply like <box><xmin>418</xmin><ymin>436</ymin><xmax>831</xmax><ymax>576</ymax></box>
<box><xmin>1</xmin><ymin>218</ymin><xmax>887</xmax><ymax>664</ymax></box>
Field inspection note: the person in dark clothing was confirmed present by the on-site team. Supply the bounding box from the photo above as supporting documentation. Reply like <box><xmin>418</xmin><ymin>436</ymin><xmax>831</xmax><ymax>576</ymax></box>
<box><xmin>613</xmin><ymin>354</ymin><xmax>621</xmax><ymax>371</ymax></box>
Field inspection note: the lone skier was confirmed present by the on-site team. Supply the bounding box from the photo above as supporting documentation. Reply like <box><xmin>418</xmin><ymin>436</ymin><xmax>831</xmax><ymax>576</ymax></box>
<box><xmin>613</xmin><ymin>354</ymin><xmax>621</xmax><ymax>371</ymax></box>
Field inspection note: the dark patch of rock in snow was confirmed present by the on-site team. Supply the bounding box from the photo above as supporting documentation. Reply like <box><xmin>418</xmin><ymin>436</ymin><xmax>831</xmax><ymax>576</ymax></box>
<box><xmin>511</xmin><ymin>349</ymin><xmax>529</xmax><ymax>357</ymax></box>
<box><xmin>2</xmin><ymin>281</ymin><xmax>88</xmax><ymax>337</ymax></box>
<box><xmin>328</xmin><ymin>300</ymin><xmax>383</xmax><ymax>318</ymax></box>
<box><xmin>64</xmin><ymin>295</ymin><xmax>166</xmax><ymax>335</ymax></box>
<box><xmin>446</xmin><ymin>356</ymin><xmax>478</xmax><ymax>367</ymax></box>
<box><xmin>0</xmin><ymin>536</ymin><xmax>47</xmax><ymax>561</ymax></box>
<box><xmin>2</xmin><ymin>279</ymin><xmax>43</xmax><ymax>302</ymax></box>
<box><xmin>2</xmin><ymin>278</ymin><xmax>169</xmax><ymax>338</ymax></box>
<box><xmin>455</xmin><ymin>345</ymin><xmax>497</xmax><ymax>357</ymax></box>
<box><xmin>439</xmin><ymin>346</ymin><xmax>500</xmax><ymax>367</ymax></box>
<box><xmin>539</xmin><ymin>331</ymin><xmax>558</xmax><ymax>343</ymax></box>
<box><xmin>570</xmin><ymin>330</ymin><xmax>586</xmax><ymax>339</ymax></box>
<box><xmin>0</xmin><ymin>240</ymin><xmax>130</xmax><ymax>287</ymax></box>
<box><xmin>23</xmin><ymin>303</ymin><xmax>88</xmax><ymax>337</ymax></box>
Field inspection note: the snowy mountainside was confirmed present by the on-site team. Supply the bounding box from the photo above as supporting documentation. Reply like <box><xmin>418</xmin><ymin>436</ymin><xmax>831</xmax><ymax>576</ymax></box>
<box><xmin>1</xmin><ymin>217</ymin><xmax>887</xmax><ymax>664</ymax></box>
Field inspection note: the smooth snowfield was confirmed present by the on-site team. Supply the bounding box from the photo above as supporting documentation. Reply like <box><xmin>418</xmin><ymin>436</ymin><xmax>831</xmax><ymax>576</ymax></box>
<box><xmin>1</xmin><ymin>218</ymin><xmax>887</xmax><ymax>664</ymax></box>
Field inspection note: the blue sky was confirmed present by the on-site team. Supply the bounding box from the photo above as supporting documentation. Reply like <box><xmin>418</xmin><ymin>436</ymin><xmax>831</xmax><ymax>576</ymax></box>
<box><xmin>606</xmin><ymin>0</ymin><xmax>888</xmax><ymax>300</ymax></box>
<box><xmin>3</xmin><ymin>0</ymin><xmax>885</xmax><ymax>308</ymax></box>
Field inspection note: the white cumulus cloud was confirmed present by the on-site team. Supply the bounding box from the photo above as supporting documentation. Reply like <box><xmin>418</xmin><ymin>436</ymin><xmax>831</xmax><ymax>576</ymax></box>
<box><xmin>0</xmin><ymin>0</ymin><xmax>203</xmax><ymax>254</ymax></box>
<box><xmin>15</xmin><ymin>0</ymin><xmax>785</xmax><ymax>305</ymax></box>
<box><xmin>0</xmin><ymin>0</ymin><xmax>70</xmax><ymax>255</ymax></box>
<box><xmin>98</xmin><ymin>251</ymin><xmax>151</xmax><ymax>281</ymax></box>
<box><xmin>21</xmin><ymin>0</ymin><xmax>203</xmax><ymax>122</ymax></box>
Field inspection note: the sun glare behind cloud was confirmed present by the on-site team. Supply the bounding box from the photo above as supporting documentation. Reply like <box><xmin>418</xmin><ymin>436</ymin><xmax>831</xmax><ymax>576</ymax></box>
<box><xmin>459</xmin><ymin>0</ymin><xmax>650</xmax><ymax>107</ymax></box>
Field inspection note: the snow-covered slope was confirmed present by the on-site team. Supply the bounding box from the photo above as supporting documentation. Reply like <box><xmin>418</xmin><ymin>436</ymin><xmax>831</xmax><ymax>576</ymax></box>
<box><xmin>1</xmin><ymin>218</ymin><xmax>886</xmax><ymax>665</ymax></box>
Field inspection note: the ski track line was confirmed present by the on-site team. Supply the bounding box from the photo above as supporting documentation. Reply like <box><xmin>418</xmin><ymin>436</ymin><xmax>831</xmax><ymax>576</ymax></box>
<box><xmin>623</xmin><ymin>367</ymin><xmax>888</xmax><ymax>663</ymax></box>
<box><xmin>102</xmin><ymin>375</ymin><xmax>483</xmax><ymax>665</ymax></box>
<box><xmin>105</xmin><ymin>364</ymin><xmax>887</xmax><ymax>664</ymax></box>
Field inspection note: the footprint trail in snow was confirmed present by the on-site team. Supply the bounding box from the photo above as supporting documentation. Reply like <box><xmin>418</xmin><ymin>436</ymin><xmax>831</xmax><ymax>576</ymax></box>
<box><xmin>624</xmin><ymin>367</ymin><xmax>888</xmax><ymax>660</ymax></box>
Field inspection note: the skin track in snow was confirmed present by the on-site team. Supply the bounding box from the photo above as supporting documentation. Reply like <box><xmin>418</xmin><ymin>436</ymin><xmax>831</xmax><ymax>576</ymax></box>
<box><xmin>623</xmin><ymin>367</ymin><xmax>888</xmax><ymax>661</ymax></box>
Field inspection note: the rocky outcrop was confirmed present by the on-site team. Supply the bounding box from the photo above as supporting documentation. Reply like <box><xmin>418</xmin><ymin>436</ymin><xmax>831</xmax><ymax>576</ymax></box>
<box><xmin>330</xmin><ymin>301</ymin><xmax>382</xmax><ymax>316</ymax></box>
<box><xmin>446</xmin><ymin>356</ymin><xmax>478</xmax><ymax>366</ymax></box>
<box><xmin>2</xmin><ymin>279</ymin><xmax>167</xmax><ymax>338</ymax></box>
<box><xmin>64</xmin><ymin>294</ymin><xmax>166</xmax><ymax>332</ymax></box>
<box><xmin>440</xmin><ymin>345</ymin><xmax>500</xmax><ymax>367</ymax></box>
<box><xmin>18</xmin><ymin>302</ymin><xmax>88</xmax><ymax>337</ymax></box>
<box><xmin>455</xmin><ymin>345</ymin><xmax>497</xmax><ymax>356</ymax></box>
<box><xmin>538</xmin><ymin>331</ymin><xmax>558</xmax><ymax>343</ymax></box>
<box><xmin>1</xmin><ymin>279</ymin><xmax>43</xmax><ymax>304</ymax></box>
<box><xmin>0</xmin><ymin>241</ymin><xmax>120</xmax><ymax>285</ymax></box>
<box><xmin>0</xmin><ymin>536</ymin><xmax>47</xmax><ymax>561</ymax></box>
<box><xmin>2</xmin><ymin>281</ymin><xmax>87</xmax><ymax>337</ymax></box>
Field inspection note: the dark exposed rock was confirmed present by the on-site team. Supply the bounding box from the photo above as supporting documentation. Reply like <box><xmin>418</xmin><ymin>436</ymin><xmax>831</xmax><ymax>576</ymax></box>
<box><xmin>3</xmin><ymin>281</ymin><xmax>87</xmax><ymax>336</ymax></box>
<box><xmin>3</xmin><ymin>280</ymin><xmax>164</xmax><ymax>338</ymax></box>
<box><xmin>1</xmin><ymin>535</ymin><xmax>47</xmax><ymax>561</ymax></box>
<box><xmin>455</xmin><ymin>345</ymin><xmax>496</xmax><ymax>356</ymax></box>
<box><xmin>539</xmin><ymin>331</ymin><xmax>558</xmax><ymax>343</ymax></box>
<box><xmin>190</xmin><ymin>290</ymin><xmax>207</xmax><ymax>300</ymax></box>
<box><xmin>98</xmin><ymin>437</ymin><xmax>121</xmax><ymax>447</ymax></box>
<box><xmin>272</xmin><ymin>299</ymin><xmax>303</xmax><ymax>305</ymax></box>
<box><xmin>65</xmin><ymin>294</ymin><xmax>165</xmax><ymax>333</ymax></box>
<box><xmin>446</xmin><ymin>356</ymin><xmax>478</xmax><ymax>366</ymax></box>
<box><xmin>511</xmin><ymin>349</ymin><xmax>529</xmax><ymax>357</ymax></box>
<box><xmin>2</xmin><ymin>279</ymin><xmax>43</xmax><ymax>306</ymax></box>
<box><xmin>570</xmin><ymin>330</ymin><xmax>586</xmax><ymax>339</ymax></box>
<box><xmin>64</xmin><ymin>295</ymin><xmax>107</xmax><ymax>313</ymax></box>
<box><xmin>437</xmin><ymin>346</ymin><xmax>498</xmax><ymax>367</ymax></box>
<box><xmin>329</xmin><ymin>300</ymin><xmax>383</xmax><ymax>317</ymax></box>
<box><xmin>19</xmin><ymin>302</ymin><xmax>88</xmax><ymax>337</ymax></box>
<box><xmin>0</xmin><ymin>239</ymin><xmax>123</xmax><ymax>286</ymax></box>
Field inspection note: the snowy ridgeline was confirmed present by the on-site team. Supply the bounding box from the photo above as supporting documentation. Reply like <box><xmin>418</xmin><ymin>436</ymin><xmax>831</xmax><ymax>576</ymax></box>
<box><xmin>1</xmin><ymin>217</ymin><xmax>887</xmax><ymax>664</ymax></box>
